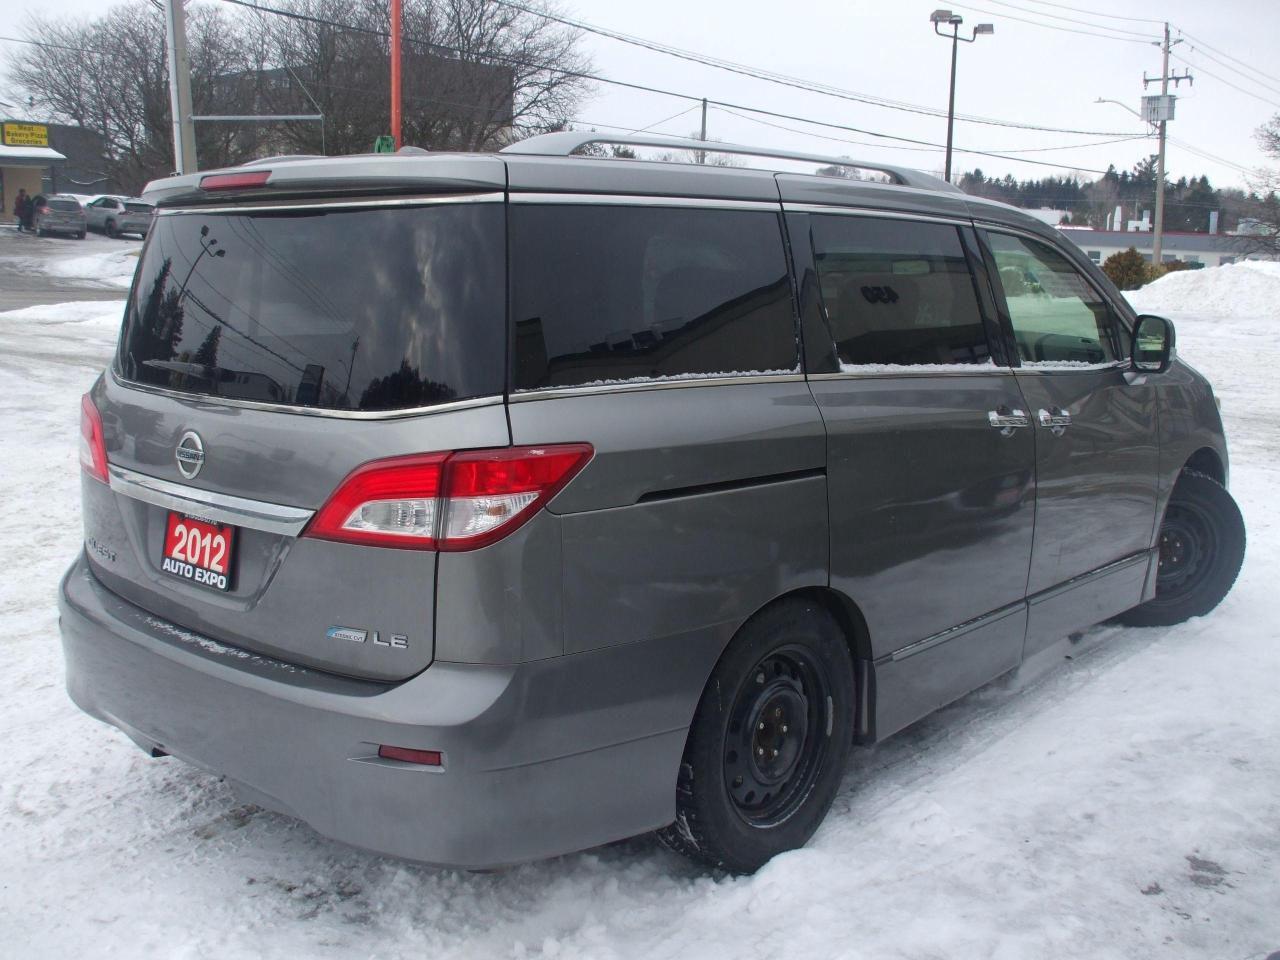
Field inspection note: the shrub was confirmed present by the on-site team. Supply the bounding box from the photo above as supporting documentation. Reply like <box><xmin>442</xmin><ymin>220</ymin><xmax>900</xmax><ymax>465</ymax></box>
<box><xmin>1102</xmin><ymin>247</ymin><xmax>1148</xmax><ymax>290</ymax></box>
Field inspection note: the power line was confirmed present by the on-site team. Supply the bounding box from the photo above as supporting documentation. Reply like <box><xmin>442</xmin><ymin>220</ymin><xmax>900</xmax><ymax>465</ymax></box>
<box><xmin>967</xmin><ymin>0</ymin><xmax>1157</xmax><ymax>38</ymax></box>
<box><xmin>1171</xmin><ymin>52</ymin><xmax>1280</xmax><ymax>109</ymax></box>
<box><xmin>1176</xmin><ymin>27</ymin><xmax>1280</xmax><ymax>87</ymax></box>
<box><xmin>214</xmin><ymin>0</ymin><xmax>1150</xmax><ymax>161</ymax></box>
<box><xmin>0</xmin><ymin>34</ymin><xmax>92</xmax><ymax>54</ymax></box>
<box><xmin>486</xmin><ymin>0</ymin><xmax>1144</xmax><ymax>137</ymax></box>
<box><xmin>715</xmin><ymin>104</ymin><xmax>1147</xmax><ymax>157</ymax></box>
<box><xmin>949</xmin><ymin>1</ymin><xmax>1158</xmax><ymax>44</ymax></box>
<box><xmin>1005</xmin><ymin>0</ymin><xmax>1165</xmax><ymax>25</ymax></box>
<box><xmin>1177</xmin><ymin>40</ymin><xmax>1280</xmax><ymax>98</ymax></box>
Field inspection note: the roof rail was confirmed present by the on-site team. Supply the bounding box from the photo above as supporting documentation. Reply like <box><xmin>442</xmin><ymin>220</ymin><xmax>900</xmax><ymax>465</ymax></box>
<box><xmin>501</xmin><ymin>131</ymin><xmax>961</xmax><ymax>194</ymax></box>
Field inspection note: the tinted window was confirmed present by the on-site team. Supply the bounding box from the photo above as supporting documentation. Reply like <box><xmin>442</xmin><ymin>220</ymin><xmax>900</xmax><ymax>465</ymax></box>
<box><xmin>124</xmin><ymin>202</ymin><xmax>152</xmax><ymax>213</ymax></box>
<box><xmin>810</xmin><ymin>216</ymin><xmax>990</xmax><ymax>368</ymax></box>
<box><xmin>48</xmin><ymin>199</ymin><xmax>80</xmax><ymax>211</ymax></box>
<box><xmin>117</xmin><ymin>203</ymin><xmax>505</xmax><ymax>411</ymax></box>
<box><xmin>510</xmin><ymin>205</ymin><xmax>797</xmax><ymax>390</ymax></box>
<box><xmin>987</xmin><ymin>232</ymin><xmax>1119</xmax><ymax>365</ymax></box>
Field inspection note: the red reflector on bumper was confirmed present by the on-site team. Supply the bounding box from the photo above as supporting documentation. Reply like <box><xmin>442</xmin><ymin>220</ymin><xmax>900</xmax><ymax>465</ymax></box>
<box><xmin>377</xmin><ymin>745</ymin><xmax>442</xmax><ymax>766</ymax></box>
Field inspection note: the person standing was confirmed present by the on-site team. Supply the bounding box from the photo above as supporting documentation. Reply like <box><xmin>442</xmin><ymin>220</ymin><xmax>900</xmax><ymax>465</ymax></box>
<box><xmin>13</xmin><ymin>189</ymin><xmax>31</xmax><ymax>232</ymax></box>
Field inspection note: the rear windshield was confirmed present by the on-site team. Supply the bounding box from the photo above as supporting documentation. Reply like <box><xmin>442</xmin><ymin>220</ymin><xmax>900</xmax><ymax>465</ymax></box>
<box><xmin>124</xmin><ymin>202</ymin><xmax>152</xmax><ymax>213</ymax></box>
<box><xmin>117</xmin><ymin>202</ymin><xmax>505</xmax><ymax>412</ymax></box>
<box><xmin>48</xmin><ymin>199</ymin><xmax>80</xmax><ymax>211</ymax></box>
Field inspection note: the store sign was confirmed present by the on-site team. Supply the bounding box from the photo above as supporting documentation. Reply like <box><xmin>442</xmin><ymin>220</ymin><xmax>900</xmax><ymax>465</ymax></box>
<box><xmin>3</xmin><ymin>122</ymin><xmax>50</xmax><ymax>147</ymax></box>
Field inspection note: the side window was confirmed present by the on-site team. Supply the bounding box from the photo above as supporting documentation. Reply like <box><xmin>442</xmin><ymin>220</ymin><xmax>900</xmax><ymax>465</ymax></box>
<box><xmin>986</xmin><ymin>232</ymin><xmax>1120</xmax><ymax>365</ymax></box>
<box><xmin>510</xmin><ymin>205</ymin><xmax>797</xmax><ymax>391</ymax></box>
<box><xmin>810</xmin><ymin>215</ymin><xmax>991</xmax><ymax>368</ymax></box>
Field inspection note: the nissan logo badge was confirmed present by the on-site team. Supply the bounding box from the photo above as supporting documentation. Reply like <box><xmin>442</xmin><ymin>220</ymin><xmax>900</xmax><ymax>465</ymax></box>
<box><xmin>175</xmin><ymin>430</ymin><xmax>206</xmax><ymax>480</ymax></box>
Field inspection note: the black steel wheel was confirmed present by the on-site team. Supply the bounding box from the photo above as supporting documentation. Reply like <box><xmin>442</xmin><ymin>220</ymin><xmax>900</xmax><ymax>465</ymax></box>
<box><xmin>659</xmin><ymin>598</ymin><xmax>854</xmax><ymax>874</ymax></box>
<box><xmin>724</xmin><ymin>646</ymin><xmax>831</xmax><ymax>828</ymax></box>
<box><xmin>1119</xmin><ymin>471</ymin><xmax>1245</xmax><ymax>627</ymax></box>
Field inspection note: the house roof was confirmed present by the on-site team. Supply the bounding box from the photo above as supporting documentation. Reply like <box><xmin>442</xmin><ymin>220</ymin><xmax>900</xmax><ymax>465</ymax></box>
<box><xmin>0</xmin><ymin>144</ymin><xmax>66</xmax><ymax>165</ymax></box>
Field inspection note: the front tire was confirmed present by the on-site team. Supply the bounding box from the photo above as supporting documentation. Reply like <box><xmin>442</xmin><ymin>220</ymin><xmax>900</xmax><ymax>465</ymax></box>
<box><xmin>659</xmin><ymin>598</ymin><xmax>854</xmax><ymax>873</ymax></box>
<box><xmin>105</xmin><ymin>219</ymin><xmax>118</xmax><ymax>238</ymax></box>
<box><xmin>1119</xmin><ymin>471</ymin><xmax>1245</xmax><ymax>627</ymax></box>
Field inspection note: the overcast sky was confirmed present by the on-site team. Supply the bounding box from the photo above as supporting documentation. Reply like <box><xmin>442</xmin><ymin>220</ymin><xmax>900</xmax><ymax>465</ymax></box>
<box><xmin>4</xmin><ymin>0</ymin><xmax>1278</xmax><ymax>192</ymax></box>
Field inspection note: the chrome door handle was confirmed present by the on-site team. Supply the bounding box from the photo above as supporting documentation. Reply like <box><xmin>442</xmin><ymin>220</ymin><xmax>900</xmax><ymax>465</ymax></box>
<box><xmin>987</xmin><ymin>408</ymin><xmax>1030</xmax><ymax>437</ymax></box>
<box><xmin>1037</xmin><ymin>408</ymin><xmax>1072</xmax><ymax>436</ymax></box>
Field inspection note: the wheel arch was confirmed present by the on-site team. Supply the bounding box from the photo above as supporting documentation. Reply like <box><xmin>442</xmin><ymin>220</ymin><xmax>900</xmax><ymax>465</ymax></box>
<box><xmin>1182</xmin><ymin>446</ymin><xmax>1225</xmax><ymax>485</ymax></box>
<box><xmin>742</xmin><ymin>585</ymin><xmax>876</xmax><ymax>741</ymax></box>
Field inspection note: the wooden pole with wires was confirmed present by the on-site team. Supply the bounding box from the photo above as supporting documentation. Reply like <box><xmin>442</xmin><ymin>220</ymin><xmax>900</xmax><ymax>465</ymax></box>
<box><xmin>390</xmin><ymin>0</ymin><xmax>403</xmax><ymax>149</ymax></box>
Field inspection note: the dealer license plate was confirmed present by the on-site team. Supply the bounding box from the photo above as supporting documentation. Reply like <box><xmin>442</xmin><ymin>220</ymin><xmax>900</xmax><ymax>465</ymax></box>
<box><xmin>161</xmin><ymin>512</ymin><xmax>235</xmax><ymax>591</ymax></box>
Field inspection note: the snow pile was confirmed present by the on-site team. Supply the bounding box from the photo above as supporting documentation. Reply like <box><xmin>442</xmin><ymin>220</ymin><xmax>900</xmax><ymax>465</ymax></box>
<box><xmin>1127</xmin><ymin>259</ymin><xmax>1280</xmax><ymax>317</ymax></box>
<box><xmin>41</xmin><ymin>247</ymin><xmax>139</xmax><ymax>289</ymax></box>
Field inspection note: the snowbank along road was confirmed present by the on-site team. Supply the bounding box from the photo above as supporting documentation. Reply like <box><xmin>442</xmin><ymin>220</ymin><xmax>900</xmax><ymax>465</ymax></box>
<box><xmin>1</xmin><ymin>260</ymin><xmax>1278</xmax><ymax>959</ymax></box>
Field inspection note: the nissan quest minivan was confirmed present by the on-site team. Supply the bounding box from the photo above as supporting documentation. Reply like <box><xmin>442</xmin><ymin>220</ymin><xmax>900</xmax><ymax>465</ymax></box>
<box><xmin>60</xmin><ymin>133</ymin><xmax>1245</xmax><ymax>873</ymax></box>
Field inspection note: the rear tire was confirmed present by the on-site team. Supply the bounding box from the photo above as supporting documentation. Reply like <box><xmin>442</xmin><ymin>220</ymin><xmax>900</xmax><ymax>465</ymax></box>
<box><xmin>77</xmin><ymin>231</ymin><xmax>86</xmax><ymax>240</ymax></box>
<box><xmin>1118</xmin><ymin>471</ymin><xmax>1245</xmax><ymax>627</ymax></box>
<box><xmin>658</xmin><ymin>598</ymin><xmax>854</xmax><ymax>874</ymax></box>
<box><xmin>106</xmin><ymin>219</ymin><xmax>118</xmax><ymax>238</ymax></box>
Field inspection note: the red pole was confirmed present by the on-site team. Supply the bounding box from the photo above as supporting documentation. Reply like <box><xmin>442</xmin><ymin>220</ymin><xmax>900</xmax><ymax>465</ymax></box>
<box><xmin>390</xmin><ymin>0</ymin><xmax>402</xmax><ymax>149</ymax></box>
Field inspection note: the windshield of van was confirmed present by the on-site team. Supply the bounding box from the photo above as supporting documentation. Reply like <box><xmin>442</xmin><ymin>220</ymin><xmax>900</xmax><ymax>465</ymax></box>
<box><xmin>116</xmin><ymin>202</ymin><xmax>505</xmax><ymax>412</ymax></box>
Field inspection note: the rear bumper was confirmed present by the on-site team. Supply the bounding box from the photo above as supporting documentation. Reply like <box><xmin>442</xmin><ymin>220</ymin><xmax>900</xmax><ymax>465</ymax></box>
<box><xmin>59</xmin><ymin>554</ymin><xmax>687</xmax><ymax>868</ymax></box>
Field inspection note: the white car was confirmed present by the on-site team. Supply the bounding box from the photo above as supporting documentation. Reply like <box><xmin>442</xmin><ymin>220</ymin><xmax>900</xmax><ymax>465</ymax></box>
<box><xmin>85</xmin><ymin>196</ymin><xmax>154</xmax><ymax>238</ymax></box>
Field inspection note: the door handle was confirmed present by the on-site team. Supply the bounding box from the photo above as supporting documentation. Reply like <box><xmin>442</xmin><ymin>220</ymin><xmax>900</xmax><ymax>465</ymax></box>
<box><xmin>987</xmin><ymin>408</ymin><xmax>1030</xmax><ymax>437</ymax></box>
<box><xmin>1037</xmin><ymin>408</ymin><xmax>1072</xmax><ymax>436</ymax></box>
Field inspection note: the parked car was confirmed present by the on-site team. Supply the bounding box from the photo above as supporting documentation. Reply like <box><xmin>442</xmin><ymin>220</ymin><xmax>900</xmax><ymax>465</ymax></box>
<box><xmin>61</xmin><ymin>134</ymin><xmax>1246</xmax><ymax>874</ymax></box>
<box><xmin>85</xmin><ymin>195</ymin><xmax>154</xmax><ymax>238</ymax></box>
<box><xmin>33</xmin><ymin>194</ymin><xmax>86</xmax><ymax>239</ymax></box>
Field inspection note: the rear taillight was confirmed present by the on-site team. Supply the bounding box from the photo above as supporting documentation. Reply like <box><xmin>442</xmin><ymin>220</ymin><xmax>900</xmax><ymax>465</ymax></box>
<box><xmin>305</xmin><ymin>444</ymin><xmax>592</xmax><ymax>551</ymax></box>
<box><xmin>200</xmin><ymin>170</ymin><xmax>271</xmax><ymax>191</ymax></box>
<box><xmin>79</xmin><ymin>394</ymin><xmax>108</xmax><ymax>483</ymax></box>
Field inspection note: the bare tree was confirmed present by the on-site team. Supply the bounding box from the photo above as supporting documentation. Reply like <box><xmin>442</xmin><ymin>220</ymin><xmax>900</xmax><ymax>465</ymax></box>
<box><xmin>3</xmin><ymin>0</ymin><xmax>590</xmax><ymax>191</ymax></box>
<box><xmin>232</xmin><ymin>0</ymin><xmax>591</xmax><ymax>155</ymax></box>
<box><xmin>1236</xmin><ymin>114</ymin><xmax>1280</xmax><ymax>258</ymax></box>
<box><xmin>4</xmin><ymin>2</ymin><xmax>262</xmax><ymax>193</ymax></box>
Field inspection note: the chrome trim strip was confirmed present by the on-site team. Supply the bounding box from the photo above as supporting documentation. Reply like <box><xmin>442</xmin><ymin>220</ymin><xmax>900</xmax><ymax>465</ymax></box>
<box><xmin>509</xmin><ymin>372</ymin><xmax>805</xmax><ymax>402</ymax></box>
<box><xmin>808</xmin><ymin>367</ymin><xmax>1013</xmax><ymax>380</ymax></box>
<box><xmin>108</xmin><ymin>465</ymin><xmax>314</xmax><ymax>536</ymax></box>
<box><xmin>109</xmin><ymin>370</ymin><xmax>503</xmax><ymax>420</ymax></box>
<box><xmin>888</xmin><ymin>602</ymin><xmax>1025</xmax><ymax>663</ymax></box>
<box><xmin>1027</xmin><ymin>550</ymin><xmax>1152</xmax><ymax>606</ymax></box>
<box><xmin>781</xmin><ymin>203</ymin><xmax>970</xmax><ymax>226</ymax></box>
<box><xmin>508</xmin><ymin>192</ymin><xmax>780</xmax><ymax>211</ymax></box>
<box><xmin>158</xmin><ymin>192</ymin><xmax>505</xmax><ymax>215</ymax></box>
<box><xmin>1011</xmin><ymin>361</ymin><xmax>1127</xmax><ymax>376</ymax></box>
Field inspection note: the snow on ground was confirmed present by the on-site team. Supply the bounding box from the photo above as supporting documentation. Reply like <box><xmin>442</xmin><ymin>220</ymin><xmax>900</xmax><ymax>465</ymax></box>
<box><xmin>39</xmin><ymin>247</ymin><xmax>140</xmax><ymax>289</ymax></box>
<box><xmin>1</xmin><ymin>271</ymin><xmax>1279</xmax><ymax>958</ymax></box>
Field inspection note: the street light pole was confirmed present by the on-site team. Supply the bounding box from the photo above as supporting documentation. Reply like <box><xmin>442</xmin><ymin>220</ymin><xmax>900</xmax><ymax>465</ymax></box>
<box><xmin>930</xmin><ymin>11</ymin><xmax>994</xmax><ymax>184</ymax></box>
<box><xmin>945</xmin><ymin>24</ymin><xmax>959</xmax><ymax>183</ymax></box>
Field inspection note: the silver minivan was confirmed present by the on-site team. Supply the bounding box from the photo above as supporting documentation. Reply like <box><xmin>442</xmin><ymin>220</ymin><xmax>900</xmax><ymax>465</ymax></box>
<box><xmin>60</xmin><ymin>134</ymin><xmax>1245</xmax><ymax>873</ymax></box>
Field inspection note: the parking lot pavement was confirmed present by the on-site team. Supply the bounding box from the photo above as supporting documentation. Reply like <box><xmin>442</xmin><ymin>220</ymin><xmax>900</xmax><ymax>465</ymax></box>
<box><xmin>0</xmin><ymin>225</ymin><xmax>139</xmax><ymax>311</ymax></box>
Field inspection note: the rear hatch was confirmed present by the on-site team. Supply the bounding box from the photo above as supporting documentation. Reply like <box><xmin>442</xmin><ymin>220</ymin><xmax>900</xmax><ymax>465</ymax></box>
<box><xmin>120</xmin><ymin>201</ymin><xmax>154</xmax><ymax>231</ymax></box>
<box><xmin>83</xmin><ymin>192</ymin><xmax>508</xmax><ymax>681</ymax></box>
<box><xmin>42</xmin><ymin>198</ymin><xmax>84</xmax><ymax>228</ymax></box>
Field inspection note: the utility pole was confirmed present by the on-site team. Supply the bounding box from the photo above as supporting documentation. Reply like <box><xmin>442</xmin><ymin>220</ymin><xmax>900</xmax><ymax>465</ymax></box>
<box><xmin>1145</xmin><ymin>23</ymin><xmax>1192</xmax><ymax>267</ymax></box>
<box><xmin>163</xmin><ymin>0</ymin><xmax>197</xmax><ymax>174</ymax></box>
<box><xmin>390</xmin><ymin>0</ymin><xmax>403</xmax><ymax>149</ymax></box>
<box><xmin>698</xmin><ymin>98</ymin><xmax>707</xmax><ymax>165</ymax></box>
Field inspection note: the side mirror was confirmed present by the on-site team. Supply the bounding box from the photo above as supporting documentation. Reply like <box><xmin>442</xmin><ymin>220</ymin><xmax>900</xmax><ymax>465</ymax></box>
<box><xmin>1131</xmin><ymin>314</ymin><xmax>1176</xmax><ymax>374</ymax></box>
